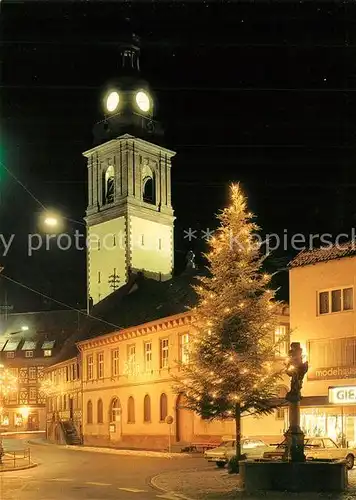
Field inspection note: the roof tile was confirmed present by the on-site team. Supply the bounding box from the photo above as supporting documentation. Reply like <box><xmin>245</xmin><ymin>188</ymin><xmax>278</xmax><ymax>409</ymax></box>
<box><xmin>289</xmin><ymin>241</ymin><xmax>356</xmax><ymax>268</ymax></box>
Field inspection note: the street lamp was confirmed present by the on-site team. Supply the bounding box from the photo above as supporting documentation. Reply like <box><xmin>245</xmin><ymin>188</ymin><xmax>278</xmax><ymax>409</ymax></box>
<box><xmin>44</xmin><ymin>217</ymin><xmax>58</xmax><ymax>228</ymax></box>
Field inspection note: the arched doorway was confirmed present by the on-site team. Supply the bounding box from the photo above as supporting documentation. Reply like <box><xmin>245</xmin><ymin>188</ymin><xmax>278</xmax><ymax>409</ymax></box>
<box><xmin>109</xmin><ymin>397</ymin><xmax>122</xmax><ymax>441</ymax></box>
<box><xmin>175</xmin><ymin>394</ymin><xmax>194</xmax><ymax>443</ymax></box>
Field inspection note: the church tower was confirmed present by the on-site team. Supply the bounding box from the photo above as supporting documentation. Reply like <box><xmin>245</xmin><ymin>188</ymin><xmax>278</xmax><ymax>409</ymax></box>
<box><xmin>84</xmin><ymin>35</ymin><xmax>176</xmax><ymax>305</ymax></box>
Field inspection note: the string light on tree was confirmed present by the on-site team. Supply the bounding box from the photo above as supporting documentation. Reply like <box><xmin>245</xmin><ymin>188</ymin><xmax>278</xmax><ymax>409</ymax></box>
<box><xmin>173</xmin><ymin>182</ymin><xmax>284</xmax><ymax>464</ymax></box>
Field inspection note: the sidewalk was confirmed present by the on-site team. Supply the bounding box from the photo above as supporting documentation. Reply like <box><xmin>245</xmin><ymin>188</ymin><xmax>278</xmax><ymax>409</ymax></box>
<box><xmin>150</xmin><ymin>467</ymin><xmax>356</xmax><ymax>500</ymax></box>
<box><xmin>0</xmin><ymin>454</ymin><xmax>37</xmax><ymax>472</ymax></box>
<box><xmin>29</xmin><ymin>437</ymin><xmax>191</xmax><ymax>458</ymax></box>
<box><xmin>151</xmin><ymin>467</ymin><xmax>240</xmax><ymax>499</ymax></box>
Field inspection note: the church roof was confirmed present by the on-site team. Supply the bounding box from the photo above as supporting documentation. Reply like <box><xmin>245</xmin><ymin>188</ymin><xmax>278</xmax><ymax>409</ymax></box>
<box><xmin>55</xmin><ymin>268</ymin><xmax>201</xmax><ymax>364</ymax></box>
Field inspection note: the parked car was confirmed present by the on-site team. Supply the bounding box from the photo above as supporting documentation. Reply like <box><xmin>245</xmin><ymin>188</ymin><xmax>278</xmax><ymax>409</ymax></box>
<box><xmin>263</xmin><ymin>436</ymin><xmax>356</xmax><ymax>470</ymax></box>
<box><xmin>204</xmin><ymin>438</ymin><xmax>273</xmax><ymax>468</ymax></box>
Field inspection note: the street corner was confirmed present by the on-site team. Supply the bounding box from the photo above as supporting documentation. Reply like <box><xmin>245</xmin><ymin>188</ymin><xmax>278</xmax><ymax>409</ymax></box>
<box><xmin>0</xmin><ymin>460</ymin><xmax>38</xmax><ymax>473</ymax></box>
<box><xmin>149</xmin><ymin>467</ymin><xmax>241</xmax><ymax>499</ymax></box>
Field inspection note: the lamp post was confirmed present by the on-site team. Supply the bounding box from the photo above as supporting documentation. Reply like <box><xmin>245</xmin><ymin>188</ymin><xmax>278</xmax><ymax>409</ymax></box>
<box><xmin>165</xmin><ymin>415</ymin><xmax>174</xmax><ymax>453</ymax></box>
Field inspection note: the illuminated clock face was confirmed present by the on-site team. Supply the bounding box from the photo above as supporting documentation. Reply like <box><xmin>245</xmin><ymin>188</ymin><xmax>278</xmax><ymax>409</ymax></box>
<box><xmin>135</xmin><ymin>90</ymin><xmax>150</xmax><ymax>112</ymax></box>
<box><xmin>106</xmin><ymin>91</ymin><xmax>120</xmax><ymax>112</ymax></box>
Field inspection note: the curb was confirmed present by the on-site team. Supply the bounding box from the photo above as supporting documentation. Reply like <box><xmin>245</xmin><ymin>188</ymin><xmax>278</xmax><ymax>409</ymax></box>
<box><xmin>0</xmin><ymin>462</ymin><xmax>38</xmax><ymax>473</ymax></box>
<box><xmin>27</xmin><ymin>440</ymin><xmax>52</xmax><ymax>447</ymax></box>
<box><xmin>29</xmin><ymin>439</ymin><xmax>192</xmax><ymax>458</ymax></box>
<box><xmin>148</xmin><ymin>470</ymin><xmax>198</xmax><ymax>500</ymax></box>
<box><xmin>63</xmin><ymin>444</ymin><xmax>192</xmax><ymax>458</ymax></box>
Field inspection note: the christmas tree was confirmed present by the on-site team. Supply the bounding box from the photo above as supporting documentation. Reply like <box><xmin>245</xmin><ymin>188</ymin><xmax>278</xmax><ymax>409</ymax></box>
<box><xmin>174</xmin><ymin>183</ymin><xmax>284</xmax><ymax>461</ymax></box>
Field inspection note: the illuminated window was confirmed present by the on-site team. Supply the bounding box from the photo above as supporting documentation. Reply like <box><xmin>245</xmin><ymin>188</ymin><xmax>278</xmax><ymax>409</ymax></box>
<box><xmin>29</xmin><ymin>387</ymin><xmax>37</xmax><ymax>403</ymax></box>
<box><xmin>104</xmin><ymin>165</ymin><xmax>115</xmax><ymax>204</ymax></box>
<box><xmin>309</xmin><ymin>336</ymin><xmax>356</xmax><ymax>369</ymax></box>
<box><xmin>87</xmin><ymin>400</ymin><xmax>93</xmax><ymax>424</ymax></box>
<box><xmin>1</xmin><ymin>413</ymin><xmax>9</xmax><ymax>426</ymax></box>
<box><xmin>97</xmin><ymin>352</ymin><xmax>104</xmax><ymax>379</ymax></box>
<box><xmin>127</xmin><ymin>345</ymin><xmax>136</xmax><ymax>374</ymax></box>
<box><xmin>25</xmin><ymin>351</ymin><xmax>33</xmax><ymax>358</ymax></box>
<box><xmin>111</xmin><ymin>349</ymin><xmax>119</xmax><ymax>377</ymax></box>
<box><xmin>179</xmin><ymin>334</ymin><xmax>190</xmax><ymax>364</ymax></box>
<box><xmin>127</xmin><ymin>396</ymin><xmax>135</xmax><ymax>423</ymax></box>
<box><xmin>160</xmin><ymin>393</ymin><xmax>168</xmax><ymax>421</ymax></box>
<box><xmin>160</xmin><ymin>339</ymin><xmax>169</xmax><ymax>369</ymax></box>
<box><xmin>6</xmin><ymin>352</ymin><xmax>14</xmax><ymax>359</ymax></box>
<box><xmin>97</xmin><ymin>399</ymin><xmax>103</xmax><ymax>424</ymax></box>
<box><xmin>144</xmin><ymin>342</ymin><xmax>152</xmax><ymax>372</ymax></box>
<box><xmin>274</xmin><ymin>326</ymin><xmax>289</xmax><ymax>357</ymax></box>
<box><xmin>318</xmin><ymin>287</ymin><xmax>353</xmax><ymax>315</ymax></box>
<box><xmin>29</xmin><ymin>367</ymin><xmax>36</xmax><ymax>380</ymax></box>
<box><xmin>275</xmin><ymin>386</ymin><xmax>287</xmax><ymax>420</ymax></box>
<box><xmin>143</xmin><ymin>394</ymin><xmax>151</xmax><ymax>422</ymax></box>
<box><xmin>87</xmin><ymin>355</ymin><xmax>94</xmax><ymax>380</ymax></box>
<box><xmin>44</xmin><ymin>350</ymin><xmax>52</xmax><ymax>357</ymax></box>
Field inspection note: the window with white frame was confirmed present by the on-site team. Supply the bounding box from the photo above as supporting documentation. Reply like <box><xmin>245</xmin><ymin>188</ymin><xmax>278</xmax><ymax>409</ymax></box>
<box><xmin>29</xmin><ymin>387</ymin><xmax>37</xmax><ymax>403</ymax></box>
<box><xmin>274</xmin><ymin>325</ymin><xmax>289</xmax><ymax>357</ymax></box>
<box><xmin>44</xmin><ymin>350</ymin><xmax>52</xmax><ymax>357</ymax></box>
<box><xmin>160</xmin><ymin>338</ymin><xmax>169</xmax><ymax>369</ymax></box>
<box><xmin>127</xmin><ymin>344</ymin><xmax>136</xmax><ymax>373</ymax></box>
<box><xmin>179</xmin><ymin>333</ymin><xmax>190</xmax><ymax>364</ymax></box>
<box><xmin>144</xmin><ymin>341</ymin><xmax>152</xmax><ymax>372</ymax></box>
<box><xmin>25</xmin><ymin>351</ymin><xmax>33</xmax><ymax>358</ymax></box>
<box><xmin>29</xmin><ymin>367</ymin><xmax>36</xmax><ymax>380</ymax></box>
<box><xmin>87</xmin><ymin>354</ymin><xmax>94</xmax><ymax>380</ymax></box>
<box><xmin>111</xmin><ymin>349</ymin><xmax>119</xmax><ymax>377</ymax></box>
<box><xmin>318</xmin><ymin>287</ymin><xmax>353</xmax><ymax>315</ymax></box>
<box><xmin>97</xmin><ymin>352</ymin><xmax>104</xmax><ymax>379</ymax></box>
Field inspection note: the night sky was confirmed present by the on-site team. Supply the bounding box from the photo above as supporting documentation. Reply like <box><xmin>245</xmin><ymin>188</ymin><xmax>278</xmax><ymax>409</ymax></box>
<box><xmin>1</xmin><ymin>2</ymin><xmax>356</xmax><ymax>312</ymax></box>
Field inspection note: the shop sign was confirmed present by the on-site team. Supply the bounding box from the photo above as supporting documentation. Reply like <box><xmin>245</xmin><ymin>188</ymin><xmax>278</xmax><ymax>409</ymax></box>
<box><xmin>308</xmin><ymin>366</ymin><xmax>356</xmax><ymax>381</ymax></box>
<box><xmin>328</xmin><ymin>386</ymin><xmax>356</xmax><ymax>404</ymax></box>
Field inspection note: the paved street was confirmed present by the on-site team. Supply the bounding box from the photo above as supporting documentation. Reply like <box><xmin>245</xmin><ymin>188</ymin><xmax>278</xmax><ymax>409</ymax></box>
<box><xmin>0</xmin><ymin>438</ymin><xmax>205</xmax><ymax>500</ymax></box>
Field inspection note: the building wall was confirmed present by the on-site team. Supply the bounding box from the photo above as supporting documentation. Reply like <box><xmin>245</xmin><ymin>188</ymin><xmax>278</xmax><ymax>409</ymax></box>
<box><xmin>1</xmin><ymin>365</ymin><xmax>46</xmax><ymax>432</ymax></box>
<box><xmin>44</xmin><ymin>357</ymin><xmax>82</xmax><ymax>443</ymax></box>
<box><xmin>129</xmin><ymin>215</ymin><xmax>172</xmax><ymax>278</ymax></box>
<box><xmin>87</xmin><ymin>217</ymin><xmax>126</xmax><ymax>304</ymax></box>
<box><xmin>79</xmin><ymin>311</ymin><xmax>290</xmax><ymax>450</ymax></box>
<box><xmin>290</xmin><ymin>257</ymin><xmax>356</xmax><ymax>397</ymax></box>
<box><xmin>290</xmin><ymin>256</ymin><xmax>356</xmax><ymax>445</ymax></box>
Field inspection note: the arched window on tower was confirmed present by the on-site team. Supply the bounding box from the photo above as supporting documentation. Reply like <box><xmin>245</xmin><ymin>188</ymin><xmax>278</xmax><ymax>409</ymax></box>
<box><xmin>142</xmin><ymin>163</ymin><xmax>155</xmax><ymax>204</ymax></box>
<box><xmin>143</xmin><ymin>177</ymin><xmax>155</xmax><ymax>204</ymax></box>
<box><xmin>104</xmin><ymin>165</ymin><xmax>115</xmax><ymax>204</ymax></box>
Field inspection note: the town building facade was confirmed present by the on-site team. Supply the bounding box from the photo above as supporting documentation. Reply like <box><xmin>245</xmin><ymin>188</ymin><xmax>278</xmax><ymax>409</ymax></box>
<box><xmin>0</xmin><ymin>310</ymin><xmax>80</xmax><ymax>432</ymax></box>
<box><xmin>74</xmin><ymin>305</ymin><xmax>290</xmax><ymax>450</ymax></box>
<box><xmin>289</xmin><ymin>244</ymin><xmax>356</xmax><ymax>447</ymax></box>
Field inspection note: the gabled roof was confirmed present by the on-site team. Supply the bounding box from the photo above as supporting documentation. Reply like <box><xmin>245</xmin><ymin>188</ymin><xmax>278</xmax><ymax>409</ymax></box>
<box><xmin>0</xmin><ymin>310</ymin><xmax>81</xmax><ymax>362</ymax></box>
<box><xmin>289</xmin><ymin>242</ymin><xmax>356</xmax><ymax>269</ymax></box>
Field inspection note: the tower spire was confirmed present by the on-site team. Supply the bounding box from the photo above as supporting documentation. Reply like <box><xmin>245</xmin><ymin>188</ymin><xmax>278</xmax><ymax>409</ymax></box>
<box><xmin>120</xmin><ymin>18</ymin><xmax>140</xmax><ymax>73</ymax></box>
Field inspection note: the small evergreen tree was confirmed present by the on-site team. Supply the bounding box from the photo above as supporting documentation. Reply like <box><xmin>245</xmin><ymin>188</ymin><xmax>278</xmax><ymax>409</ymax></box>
<box><xmin>174</xmin><ymin>183</ymin><xmax>284</xmax><ymax>462</ymax></box>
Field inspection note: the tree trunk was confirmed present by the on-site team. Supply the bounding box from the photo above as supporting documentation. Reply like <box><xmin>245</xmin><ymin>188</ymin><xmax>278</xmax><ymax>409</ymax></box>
<box><xmin>235</xmin><ymin>403</ymin><xmax>241</xmax><ymax>460</ymax></box>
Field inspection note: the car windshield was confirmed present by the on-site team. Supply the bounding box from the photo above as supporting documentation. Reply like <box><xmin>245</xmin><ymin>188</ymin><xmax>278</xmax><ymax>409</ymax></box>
<box><xmin>217</xmin><ymin>440</ymin><xmax>233</xmax><ymax>447</ymax></box>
